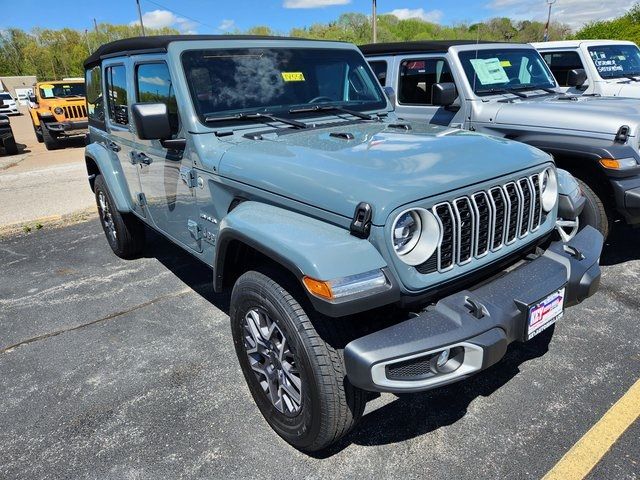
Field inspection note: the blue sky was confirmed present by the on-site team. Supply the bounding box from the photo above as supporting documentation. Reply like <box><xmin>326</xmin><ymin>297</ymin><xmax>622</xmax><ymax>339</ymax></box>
<box><xmin>1</xmin><ymin>0</ymin><xmax>635</xmax><ymax>33</ymax></box>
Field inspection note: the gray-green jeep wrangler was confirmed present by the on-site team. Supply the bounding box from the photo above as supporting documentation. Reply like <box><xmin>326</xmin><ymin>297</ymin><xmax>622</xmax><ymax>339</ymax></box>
<box><xmin>84</xmin><ymin>35</ymin><xmax>603</xmax><ymax>451</ymax></box>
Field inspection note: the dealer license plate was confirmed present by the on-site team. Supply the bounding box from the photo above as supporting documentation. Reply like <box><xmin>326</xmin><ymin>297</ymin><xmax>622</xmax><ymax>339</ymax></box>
<box><xmin>527</xmin><ymin>288</ymin><xmax>565</xmax><ymax>340</ymax></box>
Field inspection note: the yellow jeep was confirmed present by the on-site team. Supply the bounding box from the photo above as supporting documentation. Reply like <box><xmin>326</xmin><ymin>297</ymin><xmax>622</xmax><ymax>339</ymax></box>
<box><xmin>29</xmin><ymin>80</ymin><xmax>88</xmax><ymax>150</ymax></box>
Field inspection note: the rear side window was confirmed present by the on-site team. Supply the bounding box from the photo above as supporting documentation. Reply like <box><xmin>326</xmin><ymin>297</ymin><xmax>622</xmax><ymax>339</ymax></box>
<box><xmin>368</xmin><ymin>60</ymin><xmax>387</xmax><ymax>86</ymax></box>
<box><xmin>105</xmin><ymin>65</ymin><xmax>129</xmax><ymax>126</ymax></box>
<box><xmin>399</xmin><ymin>58</ymin><xmax>454</xmax><ymax>105</ymax></box>
<box><xmin>135</xmin><ymin>62</ymin><xmax>179</xmax><ymax>136</ymax></box>
<box><xmin>85</xmin><ymin>66</ymin><xmax>105</xmax><ymax>127</ymax></box>
<box><xmin>542</xmin><ymin>51</ymin><xmax>585</xmax><ymax>86</ymax></box>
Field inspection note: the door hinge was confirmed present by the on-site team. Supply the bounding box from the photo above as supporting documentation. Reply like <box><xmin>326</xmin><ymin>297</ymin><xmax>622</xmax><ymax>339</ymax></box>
<box><xmin>137</xmin><ymin>192</ymin><xmax>147</xmax><ymax>207</ymax></box>
<box><xmin>180</xmin><ymin>167</ymin><xmax>198</xmax><ymax>188</ymax></box>
<box><xmin>187</xmin><ymin>219</ymin><xmax>202</xmax><ymax>241</ymax></box>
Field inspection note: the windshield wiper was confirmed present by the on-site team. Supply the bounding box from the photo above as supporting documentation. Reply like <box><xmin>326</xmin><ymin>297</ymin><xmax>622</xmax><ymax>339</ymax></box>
<box><xmin>288</xmin><ymin>104</ymin><xmax>374</xmax><ymax>120</ymax></box>
<box><xmin>204</xmin><ymin>112</ymin><xmax>307</xmax><ymax>129</ymax></box>
<box><xmin>476</xmin><ymin>87</ymin><xmax>527</xmax><ymax>98</ymax></box>
<box><xmin>622</xmin><ymin>74</ymin><xmax>640</xmax><ymax>82</ymax></box>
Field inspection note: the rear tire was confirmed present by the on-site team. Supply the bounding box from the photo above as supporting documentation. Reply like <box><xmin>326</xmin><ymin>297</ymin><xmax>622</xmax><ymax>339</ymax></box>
<box><xmin>230</xmin><ymin>269</ymin><xmax>366</xmax><ymax>452</ymax></box>
<box><xmin>94</xmin><ymin>174</ymin><xmax>145</xmax><ymax>259</ymax></box>
<box><xmin>2</xmin><ymin>135</ymin><xmax>18</xmax><ymax>155</ymax></box>
<box><xmin>576</xmin><ymin>178</ymin><xmax>610</xmax><ymax>241</ymax></box>
<box><xmin>41</xmin><ymin>125</ymin><xmax>60</xmax><ymax>150</ymax></box>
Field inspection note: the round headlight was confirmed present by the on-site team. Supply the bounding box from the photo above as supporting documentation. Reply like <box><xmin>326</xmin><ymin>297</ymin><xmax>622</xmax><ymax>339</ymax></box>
<box><xmin>391</xmin><ymin>208</ymin><xmax>440</xmax><ymax>266</ymax></box>
<box><xmin>53</xmin><ymin>107</ymin><xmax>63</xmax><ymax>115</ymax></box>
<box><xmin>540</xmin><ymin>167</ymin><xmax>558</xmax><ymax>212</ymax></box>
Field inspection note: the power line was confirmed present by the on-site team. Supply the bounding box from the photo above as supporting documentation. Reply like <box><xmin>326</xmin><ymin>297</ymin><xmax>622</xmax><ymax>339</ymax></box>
<box><xmin>142</xmin><ymin>0</ymin><xmax>218</xmax><ymax>32</ymax></box>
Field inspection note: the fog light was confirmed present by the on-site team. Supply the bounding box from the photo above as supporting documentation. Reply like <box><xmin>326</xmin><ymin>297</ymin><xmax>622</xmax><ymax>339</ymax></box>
<box><xmin>431</xmin><ymin>346</ymin><xmax>465</xmax><ymax>374</ymax></box>
<box><xmin>436</xmin><ymin>349</ymin><xmax>450</xmax><ymax>368</ymax></box>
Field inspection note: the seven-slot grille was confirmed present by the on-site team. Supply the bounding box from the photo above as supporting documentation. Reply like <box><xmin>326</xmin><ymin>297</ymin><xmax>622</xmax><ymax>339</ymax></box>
<box><xmin>416</xmin><ymin>172</ymin><xmax>545</xmax><ymax>274</ymax></box>
<box><xmin>62</xmin><ymin>105</ymin><xmax>87</xmax><ymax>119</ymax></box>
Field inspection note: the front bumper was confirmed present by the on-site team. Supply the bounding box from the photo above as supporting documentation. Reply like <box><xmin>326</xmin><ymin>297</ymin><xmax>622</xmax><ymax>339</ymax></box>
<box><xmin>44</xmin><ymin>120</ymin><xmax>88</xmax><ymax>136</ymax></box>
<box><xmin>344</xmin><ymin>226</ymin><xmax>603</xmax><ymax>393</ymax></box>
<box><xmin>610</xmin><ymin>176</ymin><xmax>640</xmax><ymax>225</ymax></box>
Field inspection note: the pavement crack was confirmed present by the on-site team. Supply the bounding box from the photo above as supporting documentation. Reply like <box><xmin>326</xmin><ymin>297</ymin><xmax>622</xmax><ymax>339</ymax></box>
<box><xmin>0</xmin><ymin>287</ymin><xmax>192</xmax><ymax>354</ymax></box>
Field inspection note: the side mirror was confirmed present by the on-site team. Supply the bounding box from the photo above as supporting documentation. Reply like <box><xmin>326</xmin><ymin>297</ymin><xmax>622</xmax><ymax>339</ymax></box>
<box><xmin>432</xmin><ymin>82</ymin><xmax>457</xmax><ymax>106</ymax></box>
<box><xmin>383</xmin><ymin>86</ymin><xmax>396</xmax><ymax>107</ymax></box>
<box><xmin>131</xmin><ymin>103</ymin><xmax>171</xmax><ymax>140</ymax></box>
<box><xmin>567</xmin><ymin>69</ymin><xmax>587</xmax><ymax>88</ymax></box>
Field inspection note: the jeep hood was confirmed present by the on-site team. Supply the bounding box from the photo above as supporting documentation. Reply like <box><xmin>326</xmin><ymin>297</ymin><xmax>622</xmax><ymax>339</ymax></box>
<box><xmin>492</xmin><ymin>95</ymin><xmax>640</xmax><ymax>136</ymax></box>
<box><xmin>218</xmin><ymin>122</ymin><xmax>550</xmax><ymax>225</ymax></box>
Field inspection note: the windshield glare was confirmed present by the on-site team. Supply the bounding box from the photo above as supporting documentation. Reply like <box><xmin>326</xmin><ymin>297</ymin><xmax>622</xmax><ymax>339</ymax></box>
<box><xmin>587</xmin><ymin>44</ymin><xmax>640</xmax><ymax>78</ymax></box>
<box><xmin>39</xmin><ymin>83</ymin><xmax>85</xmax><ymax>99</ymax></box>
<box><xmin>458</xmin><ymin>48</ymin><xmax>556</xmax><ymax>95</ymax></box>
<box><xmin>181</xmin><ymin>47</ymin><xmax>386</xmax><ymax>122</ymax></box>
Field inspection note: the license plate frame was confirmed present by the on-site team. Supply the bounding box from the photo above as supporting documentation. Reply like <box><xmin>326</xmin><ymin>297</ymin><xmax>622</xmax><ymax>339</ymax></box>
<box><xmin>526</xmin><ymin>287</ymin><xmax>566</xmax><ymax>340</ymax></box>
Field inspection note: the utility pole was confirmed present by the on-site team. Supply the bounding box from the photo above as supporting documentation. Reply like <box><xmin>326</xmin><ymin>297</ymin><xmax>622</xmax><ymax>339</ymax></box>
<box><xmin>93</xmin><ymin>18</ymin><xmax>99</xmax><ymax>35</ymax></box>
<box><xmin>136</xmin><ymin>0</ymin><xmax>146</xmax><ymax>36</ymax></box>
<box><xmin>543</xmin><ymin>0</ymin><xmax>557</xmax><ymax>42</ymax></box>
<box><xmin>372</xmin><ymin>0</ymin><xmax>377</xmax><ymax>43</ymax></box>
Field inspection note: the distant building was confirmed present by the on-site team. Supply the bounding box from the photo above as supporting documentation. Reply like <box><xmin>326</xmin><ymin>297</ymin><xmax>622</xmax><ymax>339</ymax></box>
<box><xmin>0</xmin><ymin>76</ymin><xmax>38</xmax><ymax>105</ymax></box>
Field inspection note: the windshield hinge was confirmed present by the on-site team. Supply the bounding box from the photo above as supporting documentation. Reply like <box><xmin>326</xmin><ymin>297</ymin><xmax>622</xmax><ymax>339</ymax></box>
<box><xmin>350</xmin><ymin>202</ymin><xmax>373</xmax><ymax>239</ymax></box>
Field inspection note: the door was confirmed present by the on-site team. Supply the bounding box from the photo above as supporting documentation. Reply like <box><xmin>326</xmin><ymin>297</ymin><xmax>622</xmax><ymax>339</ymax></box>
<box><xmin>132</xmin><ymin>59</ymin><xmax>201</xmax><ymax>252</ymax></box>
<box><xmin>394</xmin><ymin>56</ymin><xmax>460</xmax><ymax>126</ymax></box>
<box><xmin>104</xmin><ymin>60</ymin><xmax>145</xmax><ymax>217</ymax></box>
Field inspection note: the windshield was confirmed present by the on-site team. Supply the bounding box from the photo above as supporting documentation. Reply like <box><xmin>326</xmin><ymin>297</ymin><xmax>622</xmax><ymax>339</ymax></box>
<box><xmin>182</xmin><ymin>47</ymin><xmax>386</xmax><ymax>123</ymax></box>
<box><xmin>39</xmin><ymin>83</ymin><xmax>85</xmax><ymax>99</ymax></box>
<box><xmin>458</xmin><ymin>48</ymin><xmax>556</xmax><ymax>95</ymax></box>
<box><xmin>587</xmin><ymin>44</ymin><xmax>640</xmax><ymax>78</ymax></box>
<box><xmin>0</xmin><ymin>93</ymin><xmax>12</xmax><ymax>100</ymax></box>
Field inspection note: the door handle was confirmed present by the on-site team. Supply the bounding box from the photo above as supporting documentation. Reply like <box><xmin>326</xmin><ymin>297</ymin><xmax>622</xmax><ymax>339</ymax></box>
<box><xmin>107</xmin><ymin>140</ymin><xmax>120</xmax><ymax>152</ymax></box>
<box><xmin>130</xmin><ymin>151</ymin><xmax>153</xmax><ymax>165</ymax></box>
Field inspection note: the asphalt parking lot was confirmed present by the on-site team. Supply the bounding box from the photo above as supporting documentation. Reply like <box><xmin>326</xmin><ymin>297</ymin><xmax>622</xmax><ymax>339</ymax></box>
<box><xmin>0</xmin><ymin>218</ymin><xmax>638</xmax><ymax>479</ymax></box>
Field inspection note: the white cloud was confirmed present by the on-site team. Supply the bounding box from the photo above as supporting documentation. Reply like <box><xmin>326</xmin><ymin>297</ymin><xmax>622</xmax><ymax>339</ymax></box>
<box><xmin>283</xmin><ymin>0</ymin><xmax>351</xmax><ymax>8</ymax></box>
<box><xmin>139</xmin><ymin>76</ymin><xmax>168</xmax><ymax>86</ymax></box>
<box><xmin>485</xmin><ymin>0</ymin><xmax>636</xmax><ymax>29</ymax></box>
<box><xmin>130</xmin><ymin>9</ymin><xmax>198</xmax><ymax>34</ymax></box>
<box><xmin>387</xmin><ymin>8</ymin><xmax>444</xmax><ymax>23</ymax></box>
<box><xmin>218</xmin><ymin>19</ymin><xmax>236</xmax><ymax>31</ymax></box>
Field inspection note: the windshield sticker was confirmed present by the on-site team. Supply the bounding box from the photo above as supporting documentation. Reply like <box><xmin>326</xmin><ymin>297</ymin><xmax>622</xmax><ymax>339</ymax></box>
<box><xmin>469</xmin><ymin>58</ymin><xmax>509</xmax><ymax>85</ymax></box>
<box><xmin>500</xmin><ymin>60</ymin><xmax>512</xmax><ymax>67</ymax></box>
<box><xmin>281</xmin><ymin>72</ymin><xmax>306</xmax><ymax>82</ymax></box>
<box><xmin>40</xmin><ymin>84</ymin><xmax>55</xmax><ymax>89</ymax></box>
<box><xmin>593</xmin><ymin>58</ymin><xmax>624</xmax><ymax>74</ymax></box>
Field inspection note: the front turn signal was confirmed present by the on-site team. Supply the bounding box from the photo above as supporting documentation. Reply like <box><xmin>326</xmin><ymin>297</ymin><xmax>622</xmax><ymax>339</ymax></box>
<box><xmin>599</xmin><ymin>158</ymin><xmax>638</xmax><ymax>170</ymax></box>
<box><xmin>302</xmin><ymin>277</ymin><xmax>333</xmax><ymax>300</ymax></box>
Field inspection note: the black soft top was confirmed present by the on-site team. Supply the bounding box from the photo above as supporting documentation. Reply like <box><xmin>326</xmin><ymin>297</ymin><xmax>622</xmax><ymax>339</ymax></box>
<box><xmin>84</xmin><ymin>34</ymin><xmax>331</xmax><ymax>68</ymax></box>
<box><xmin>359</xmin><ymin>40</ymin><xmax>507</xmax><ymax>56</ymax></box>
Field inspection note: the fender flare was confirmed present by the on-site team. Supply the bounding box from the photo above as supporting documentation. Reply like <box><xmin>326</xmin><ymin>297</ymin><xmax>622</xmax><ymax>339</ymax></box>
<box><xmin>213</xmin><ymin>202</ymin><xmax>393</xmax><ymax>314</ymax></box>
<box><xmin>85</xmin><ymin>142</ymin><xmax>132</xmax><ymax>212</ymax></box>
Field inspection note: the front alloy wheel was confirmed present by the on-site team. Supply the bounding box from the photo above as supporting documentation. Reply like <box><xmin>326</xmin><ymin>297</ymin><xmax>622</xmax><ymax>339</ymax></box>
<box><xmin>243</xmin><ymin>307</ymin><xmax>302</xmax><ymax>416</ymax></box>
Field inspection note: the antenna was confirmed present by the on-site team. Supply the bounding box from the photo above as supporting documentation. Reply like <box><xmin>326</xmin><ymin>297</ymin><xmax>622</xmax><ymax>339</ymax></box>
<box><xmin>136</xmin><ymin>0</ymin><xmax>146</xmax><ymax>36</ymax></box>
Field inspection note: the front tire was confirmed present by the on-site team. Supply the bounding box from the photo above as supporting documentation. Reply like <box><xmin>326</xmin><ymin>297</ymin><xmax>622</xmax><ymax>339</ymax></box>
<box><xmin>94</xmin><ymin>174</ymin><xmax>145</xmax><ymax>259</ymax></box>
<box><xmin>576</xmin><ymin>178</ymin><xmax>610</xmax><ymax>240</ymax></box>
<box><xmin>2</xmin><ymin>135</ymin><xmax>18</xmax><ymax>155</ymax></box>
<box><xmin>230</xmin><ymin>269</ymin><xmax>366</xmax><ymax>452</ymax></box>
<box><xmin>33</xmin><ymin>122</ymin><xmax>43</xmax><ymax>143</ymax></box>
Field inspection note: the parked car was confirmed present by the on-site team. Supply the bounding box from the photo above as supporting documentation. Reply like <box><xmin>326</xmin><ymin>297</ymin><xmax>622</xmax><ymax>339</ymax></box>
<box><xmin>28</xmin><ymin>79</ymin><xmax>88</xmax><ymax>150</ymax></box>
<box><xmin>84</xmin><ymin>35</ymin><xmax>603</xmax><ymax>452</ymax></box>
<box><xmin>361</xmin><ymin>40</ymin><xmax>640</xmax><ymax>240</ymax></box>
<box><xmin>0</xmin><ymin>114</ymin><xmax>18</xmax><ymax>155</ymax></box>
<box><xmin>0</xmin><ymin>92</ymin><xmax>20</xmax><ymax>115</ymax></box>
<box><xmin>533</xmin><ymin>40</ymin><xmax>640</xmax><ymax>97</ymax></box>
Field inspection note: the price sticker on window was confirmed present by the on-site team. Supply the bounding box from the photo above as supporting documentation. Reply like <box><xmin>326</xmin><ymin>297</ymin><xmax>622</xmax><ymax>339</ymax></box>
<box><xmin>281</xmin><ymin>72</ymin><xmax>306</xmax><ymax>82</ymax></box>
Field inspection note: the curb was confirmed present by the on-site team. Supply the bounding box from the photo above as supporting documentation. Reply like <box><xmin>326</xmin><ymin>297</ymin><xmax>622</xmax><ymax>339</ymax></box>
<box><xmin>0</xmin><ymin>207</ymin><xmax>98</xmax><ymax>239</ymax></box>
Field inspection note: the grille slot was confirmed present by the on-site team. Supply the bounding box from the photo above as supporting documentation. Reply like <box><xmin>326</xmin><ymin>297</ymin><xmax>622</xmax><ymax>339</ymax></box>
<box><xmin>62</xmin><ymin>105</ymin><xmax>87</xmax><ymax>119</ymax></box>
<box><xmin>417</xmin><ymin>172</ymin><xmax>545</xmax><ymax>274</ymax></box>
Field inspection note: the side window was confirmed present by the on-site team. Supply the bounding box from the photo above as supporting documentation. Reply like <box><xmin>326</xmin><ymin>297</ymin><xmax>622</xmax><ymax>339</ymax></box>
<box><xmin>85</xmin><ymin>66</ymin><xmax>104</xmax><ymax>127</ymax></box>
<box><xmin>368</xmin><ymin>60</ymin><xmax>387</xmax><ymax>86</ymax></box>
<box><xmin>542</xmin><ymin>51</ymin><xmax>585</xmax><ymax>87</ymax></box>
<box><xmin>399</xmin><ymin>58</ymin><xmax>454</xmax><ymax>105</ymax></box>
<box><xmin>135</xmin><ymin>62</ymin><xmax>179</xmax><ymax>136</ymax></box>
<box><xmin>105</xmin><ymin>65</ymin><xmax>129</xmax><ymax>126</ymax></box>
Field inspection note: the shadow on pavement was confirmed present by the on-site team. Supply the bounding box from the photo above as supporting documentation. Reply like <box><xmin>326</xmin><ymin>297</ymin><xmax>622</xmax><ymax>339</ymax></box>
<box><xmin>141</xmin><ymin>227</ymin><xmax>231</xmax><ymax>313</ymax></box>
<box><xmin>600</xmin><ymin>221</ymin><xmax>640</xmax><ymax>266</ymax></box>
